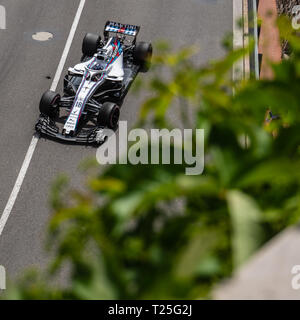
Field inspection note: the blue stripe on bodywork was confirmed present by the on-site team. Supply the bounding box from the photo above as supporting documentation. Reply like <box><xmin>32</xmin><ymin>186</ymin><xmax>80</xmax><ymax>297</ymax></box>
<box><xmin>65</xmin><ymin>38</ymin><xmax>122</xmax><ymax>132</ymax></box>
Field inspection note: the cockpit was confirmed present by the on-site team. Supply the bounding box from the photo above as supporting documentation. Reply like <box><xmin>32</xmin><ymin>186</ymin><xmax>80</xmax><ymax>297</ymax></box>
<box><xmin>96</xmin><ymin>48</ymin><xmax>111</xmax><ymax>63</ymax></box>
<box><xmin>68</xmin><ymin>36</ymin><xmax>124</xmax><ymax>82</ymax></box>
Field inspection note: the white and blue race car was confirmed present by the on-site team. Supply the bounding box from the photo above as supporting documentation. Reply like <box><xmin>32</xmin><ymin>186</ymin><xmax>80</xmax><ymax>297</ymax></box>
<box><xmin>35</xmin><ymin>21</ymin><xmax>152</xmax><ymax>145</ymax></box>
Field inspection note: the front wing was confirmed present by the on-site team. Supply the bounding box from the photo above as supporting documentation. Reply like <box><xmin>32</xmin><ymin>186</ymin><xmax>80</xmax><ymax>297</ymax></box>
<box><xmin>35</xmin><ymin>114</ymin><xmax>107</xmax><ymax>145</ymax></box>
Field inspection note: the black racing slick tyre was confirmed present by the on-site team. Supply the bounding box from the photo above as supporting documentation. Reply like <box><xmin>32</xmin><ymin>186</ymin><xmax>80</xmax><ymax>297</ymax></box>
<box><xmin>133</xmin><ymin>41</ymin><xmax>153</xmax><ymax>72</ymax></box>
<box><xmin>97</xmin><ymin>102</ymin><xmax>120</xmax><ymax>129</ymax></box>
<box><xmin>39</xmin><ymin>90</ymin><xmax>60</xmax><ymax>118</ymax></box>
<box><xmin>82</xmin><ymin>33</ymin><xmax>101</xmax><ymax>56</ymax></box>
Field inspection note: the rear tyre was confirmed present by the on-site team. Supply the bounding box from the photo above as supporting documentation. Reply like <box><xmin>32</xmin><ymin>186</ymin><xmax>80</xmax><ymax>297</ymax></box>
<box><xmin>82</xmin><ymin>33</ymin><xmax>101</xmax><ymax>57</ymax></box>
<box><xmin>97</xmin><ymin>102</ymin><xmax>120</xmax><ymax>129</ymax></box>
<box><xmin>133</xmin><ymin>42</ymin><xmax>153</xmax><ymax>72</ymax></box>
<box><xmin>39</xmin><ymin>90</ymin><xmax>60</xmax><ymax>118</ymax></box>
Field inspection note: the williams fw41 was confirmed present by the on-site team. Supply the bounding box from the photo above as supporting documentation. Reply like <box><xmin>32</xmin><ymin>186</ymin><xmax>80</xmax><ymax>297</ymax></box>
<box><xmin>35</xmin><ymin>21</ymin><xmax>152</xmax><ymax>145</ymax></box>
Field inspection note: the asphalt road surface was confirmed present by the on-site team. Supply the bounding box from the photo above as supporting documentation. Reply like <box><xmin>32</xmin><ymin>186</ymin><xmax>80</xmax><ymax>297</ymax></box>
<box><xmin>0</xmin><ymin>0</ymin><xmax>233</xmax><ymax>281</ymax></box>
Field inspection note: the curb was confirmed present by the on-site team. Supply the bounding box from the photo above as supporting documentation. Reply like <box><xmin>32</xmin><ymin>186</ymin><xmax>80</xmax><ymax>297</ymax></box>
<box><xmin>232</xmin><ymin>0</ymin><xmax>249</xmax><ymax>81</ymax></box>
<box><xmin>232</xmin><ymin>0</ymin><xmax>257</xmax><ymax>81</ymax></box>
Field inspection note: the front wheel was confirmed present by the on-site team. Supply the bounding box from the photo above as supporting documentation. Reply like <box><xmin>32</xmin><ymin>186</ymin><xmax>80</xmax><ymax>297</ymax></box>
<box><xmin>39</xmin><ymin>90</ymin><xmax>60</xmax><ymax>118</ymax></box>
<box><xmin>133</xmin><ymin>42</ymin><xmax>153</xmax><ymax>72</ymax></box>
<box><xmin>97</xmin><ymin>102</ymin><xmax>120</xmax><ymax>129</ymax></box>
<box><xmin>82</xmin><ymin>33</ymin><xmax>101</xmax><ymax>57</ymax></box>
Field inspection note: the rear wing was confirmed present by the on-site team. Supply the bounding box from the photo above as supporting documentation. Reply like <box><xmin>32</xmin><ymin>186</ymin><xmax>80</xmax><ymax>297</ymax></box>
<box><xmin>104</xmin><ymin>21</ymin><xmax>140</xmax><ymax>39</ymax></box>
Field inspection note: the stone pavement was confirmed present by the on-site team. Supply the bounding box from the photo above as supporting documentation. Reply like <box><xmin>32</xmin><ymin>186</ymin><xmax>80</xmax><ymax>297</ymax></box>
<box><xmin>214</xmin><ymin>225</ymin><xmax>300</xmax><ymax>299</ymax></box>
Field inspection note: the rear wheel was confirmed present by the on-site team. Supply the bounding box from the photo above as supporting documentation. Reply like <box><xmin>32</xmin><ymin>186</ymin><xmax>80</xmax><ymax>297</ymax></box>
<box><xmin>133</xmin><ymin>42</ymin><xmax>153</xmax><ymax>72</ymax></box>
<box><xmin>82</xmin><ymin>33</ymin><xmax>101</xmax><ymax>57</ymax></box>
<box><xmin>97</xmin><ymin>102</ymin><xmax>120</xmax><ymax>129</ymax></box>
<box><xmin>39</xmin><ymin>90</ymin><xmax>60</xmax><ymax>118</ymax></box>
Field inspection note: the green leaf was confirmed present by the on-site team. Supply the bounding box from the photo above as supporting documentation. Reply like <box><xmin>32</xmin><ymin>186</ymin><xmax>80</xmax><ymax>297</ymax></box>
<box><xmin>226</xmin><ymin>190</ymin><xmax>264</xmax><ymax>267</ymax></box>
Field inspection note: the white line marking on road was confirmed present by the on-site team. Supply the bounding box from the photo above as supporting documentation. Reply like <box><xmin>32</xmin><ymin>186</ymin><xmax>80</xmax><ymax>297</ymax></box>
<box><xmin>50</xmin><ymin>0</ymin><xmax>85</xmax><ymax>91</ymax></box>
<box><xmin>0</xmin><ymin>0</ymin><xmax>86</xmax><ymax>236</ymax></box>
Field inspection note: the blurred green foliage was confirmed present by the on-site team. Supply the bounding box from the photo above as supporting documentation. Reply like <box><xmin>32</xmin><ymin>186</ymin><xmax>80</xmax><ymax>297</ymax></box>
<box><xmin>4</xmin><ymin>17</ymin><xmax>300</xmax><ymax>299</ymax></box>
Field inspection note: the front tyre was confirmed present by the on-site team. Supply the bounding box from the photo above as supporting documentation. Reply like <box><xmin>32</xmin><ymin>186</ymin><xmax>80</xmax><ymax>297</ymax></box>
<box><xmin>134</xmin><ymin>42</ymin><xmax>153</xmax><ymax>72</ymax></box>
<box><xmin>82</xmin><ymin>33</ymin><xmax>101</xmax><ymax>57</ymax></box>
<box><xmin>97</xmin><ymin>102</ymin><xmax>120</xmax><ymax>129</ymax></box>
<box><xmin>39</xmin><ymin>90</ymin><xmax>60</xmax><ymax>119</ymax></box>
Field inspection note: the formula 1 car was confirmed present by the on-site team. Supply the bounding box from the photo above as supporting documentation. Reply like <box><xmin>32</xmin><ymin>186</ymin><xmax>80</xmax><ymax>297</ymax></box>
<box><xmin>35</xmin><ymin>21</ymin><xmax>152</xmax><ymax>145</ymax></box>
